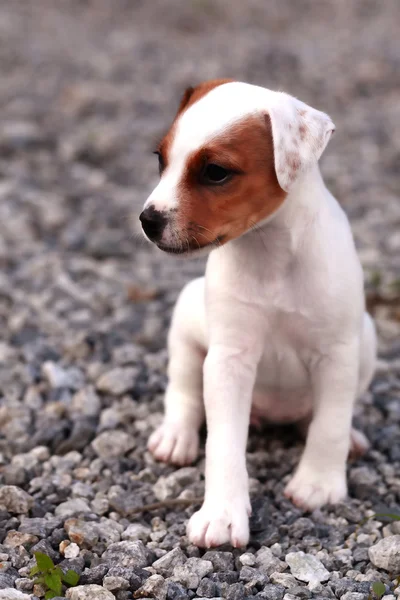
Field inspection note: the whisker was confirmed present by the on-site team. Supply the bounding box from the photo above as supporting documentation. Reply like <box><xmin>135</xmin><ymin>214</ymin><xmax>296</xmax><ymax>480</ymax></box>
<box><xmin>131</xmin><ymin>231</ymin><xmax>150</xmax><ymax>249</ymax></box>
<box><xmin>248</xmin><ymin>219</ymin><xmax>270</xmax><ymax>255</ymax></box>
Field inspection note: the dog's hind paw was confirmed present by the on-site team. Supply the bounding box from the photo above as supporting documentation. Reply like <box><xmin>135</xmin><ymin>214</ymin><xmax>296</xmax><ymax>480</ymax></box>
<box><xmin>148</xmin><ymin>422</ymin><xmax>199</xmax><ymax>466</ymax></box>
<box><xmin>284</xmin><ymin>467</ymin><xmax>347</xmax><ymax>511</ymax></box>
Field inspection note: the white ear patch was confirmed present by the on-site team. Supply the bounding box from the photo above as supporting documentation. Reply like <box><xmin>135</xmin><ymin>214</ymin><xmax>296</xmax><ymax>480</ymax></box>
<box><xmin>268</xmin><ymin>94</ymin><xmax>335</xmax><ymax>192</ymax></box>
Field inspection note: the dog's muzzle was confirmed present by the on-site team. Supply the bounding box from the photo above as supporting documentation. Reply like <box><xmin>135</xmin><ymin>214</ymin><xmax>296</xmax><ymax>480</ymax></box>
<box><xmin>139</xmin><ymin>206</ymin><xmax>167</xmax><ymax>242</ymax></box>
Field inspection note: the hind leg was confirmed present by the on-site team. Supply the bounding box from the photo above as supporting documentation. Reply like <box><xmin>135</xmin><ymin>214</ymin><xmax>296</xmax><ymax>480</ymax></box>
<box><xmin>358</xmin><ymin>311</ymin><xmax>377</xmax><ymax>396</ymax></box>
<box><xmin>296</xmin><ymin>416</ymin><xmax>369</xmax><ymax>459</ymax></box>
<box><xmin>148</xmin><ymin>278</ymin><xmax>207</xmax><ymax>466</ymax></box>
<box><xmin>296</xmin><ymin>311</ymin><xmax>376</xmax><ymax>459</ymax></box>
<box><xmin>350</xmin><ymin>312</ymin><xmax>377</xmax><ymax>456</ymax></box>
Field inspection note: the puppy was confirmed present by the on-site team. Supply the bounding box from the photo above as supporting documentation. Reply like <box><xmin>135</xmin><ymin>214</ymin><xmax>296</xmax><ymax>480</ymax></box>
<box><xmin>140</xmin><ymin>80</ymin><xmax>377</xmax><ymax>548</ymax></box>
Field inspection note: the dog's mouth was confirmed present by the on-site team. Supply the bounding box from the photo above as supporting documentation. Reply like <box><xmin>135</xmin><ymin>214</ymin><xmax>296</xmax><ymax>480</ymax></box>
<box><xmin>156</xmin><ymin>243</ymin><xmax>190</xmax><ymax>255</ymax></box>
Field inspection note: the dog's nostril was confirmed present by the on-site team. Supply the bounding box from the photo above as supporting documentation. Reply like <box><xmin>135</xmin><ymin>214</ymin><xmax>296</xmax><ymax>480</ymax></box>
<box><xmin>139</xmin><ymin>206</ymin><xmax>167</xmax><ymax>242</ymax></box>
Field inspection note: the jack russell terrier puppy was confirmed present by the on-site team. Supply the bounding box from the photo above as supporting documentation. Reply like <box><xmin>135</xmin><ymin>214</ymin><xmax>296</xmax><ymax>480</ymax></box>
<box><xmin>139</xmin><ymin>79</ymin><xmax>377</xmax><ymax>548</ymax></box>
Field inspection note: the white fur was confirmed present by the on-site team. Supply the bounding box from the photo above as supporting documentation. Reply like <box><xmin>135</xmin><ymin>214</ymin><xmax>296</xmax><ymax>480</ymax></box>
<box><xmin>145</xmin><ymin>83</ymin><xmax>376</xmax><ymax>548</ymax></box>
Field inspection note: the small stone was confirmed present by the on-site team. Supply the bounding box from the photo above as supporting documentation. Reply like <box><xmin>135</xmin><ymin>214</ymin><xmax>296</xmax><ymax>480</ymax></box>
<box><xmin>349</xmin><ymin>466</ymin><xmax>380</xmax><ymax>499</ymax></box>
<box><xmin>271</xmin><ymin>544</ymin><xmax>282</xmax><ymax>557</ymax></box>
<box><xmin>152</xmin><ymin>547</ymin><xmax>187</xmax><ymax>576</ymax></box>
<box><xmin>96</xmin><ymin>367</ymin><xmax>138</xmax><ymax>395</ymax></box>
<box><xmin>203</xmin><ymin>551</ymin><xmax>234</xmax><ymax>572</ymax></box>
<box><xmin>80</xmin><ymin>565</ymin><xmax>110</xmax><ymax>585</ymax></box>
<box><xmin>31</xmin><ymin>538</ymin><xmax>59</xmax><ymax>562</ymax></box>
<box><xmin>113</xmin><ymin>343</ymin><xmax>143</xmax><ymax>365</ymax></box>
<box><xmin>91</xmin><ymin>497</ymin><xmax>109</xmax><ymax>516</ymax></box>
<box><xmin>55</xmin><ymin>498</ymin><xmax>91</xmax><ymax>518</ymax></box>
<box><xmin>239</xmin><ymin>566</ymin><xmax>268</xmax><ymax>587</ymax></box>
<box><xmin>0</xmin><ymin>120</ymin><xmax>44</xmax><ymax>148</ymax></box>
<box><xmin>129</xmin><ymin>567</ymin><xmax>151</xmax><ymax>591</ymax></box>
<box><xmin>0</xmin><ymin>591</ymin><xmax>32</xmax><ymax>600</ymax></box>
<box><xmin>0</xmin><ymin>487</ymin><xmax>33</xmax><ymax>514</ymax></box>
<box><xmin>0</xmin><ymin>571</ymin><xmax>18</xmax><ymax>590</ymax></box>
<box><xmin>196</xmin><ymin>578</ymin><xmax>217</xmax><ymax>598</ymax></box>
<box><xmin>105</xmin><ymin>567</ymin><xmax>132</xmax><ymax>581</ymax></box>
<box><xmin>34</xmin><ymin>583</ymin><xmax>47</xmax><ymax>597</ymax></box>
<box><xmin>153</xmin><ymin>477</ymin><xmax>179</xmax><ymax>501</ymax></box>
<box><xmin>65</xmin><ymin>542</ymin><xmax>80</xmax><ymax>558</ymax></box>
<box><xmin>330</xmin><ymin>577</ymin><xmax>373</xmax><ymax>597</ymax></box>
<box><xmin>60</xmin><ymin>539</ymin><xmax>71</xmax><ymax>554</ymax></box>
<box><xmin>333</xmin><ymin>548</ymin><xmax>353</xmax><ymax>568</ymax></box>
<box><xmin>239</xmin><ymin>553</ymin><xmax>256</xmax><ymax>567</ymax></box>
<box><xmin>368</xmin><ymin>535</ymin><xmax>400</xmax><ymax>571</ymax></box>
<box><xmin>341</xmin><ymin>594</ymin><xmax>367</xmax><ymax>600</ymax></box>
<box><xmin>289</xmin><ymin>587</ymin><xmax>311</xmax><ymax>599</ymax></box>
<box><xmin>249</xmin><ymin>497</ymin><xmax>272</xmax><ymax>532</ymax></box>
<box><xmin>66</xmin><ymin>584</ymin><xmax>116</xmax><ymax>599</ymax></box>
<box><xmin>108</xmin><ymin>485</ymin><xmax>143</xmax><ymax>516</ymax></box>
<box><xmin>14</xmin><ymin>578</ymin><xmax>33</xmax><ymax>593</ymax></box>
<box><xmin>165</xmin><ymin>581</ymin><xmax>188</xmax><ymax>600</ymax></box>
<box><xmin>135</xmin><ymin>574</ymin><xmax>167</xmax><ymax>600</ymax></box>
<box><xmin>42</xmin><ymin>361</ymin><xmax>84</xmax><ymax>390</ymax></box>
<box><xmin>270</xmin><ymin>572</ymin><xmax>298</xmax><ymax>588</ymax></box>
<box><xmin>286</xmin><ymin>551</ymin><xmax>329</xmax><ymax>584</ymax></box>
<box><xmin>71</xmin><ymin>386</ymin><xmax>101</xmax><ymax>417</ymax></box>
<box><xmin>226</xmin><ymin>582</ymin><xmax>245</xmax><ymax>600</ymax></box>
<box><xmin>122</xmin><ymin>523</ymin><xmax>151</xmax><ymax>542</ymax></box>
<box><xmin>72</xmin><ymin>482</ymin><xmax>95</xmax><ymax>499</ymax></box>
<box><xmin>18</xmin><ymin>516</ymin><xmax>61</xmax><ymax>538</ymax></box>
<box><xmin>60</xmin><ymin>557</ymin><xmax>85</xmax><ymax>577</ymax></box>
<box><xmin>102</xmin><ymin>541</ymin><xmax>149</xmax><ymax>568</ymax></box>
<box><xmin>97</xmin><ymin>518</ymin><xmax>123</xmax><ymax>545</ymax></box>
<box><xmin>103</xmin><ymin>576</ymin><xmax>130</xmax><ymax>591</ymax></box>
<box><xmin>353</xmin><ymin>547</ymin><xmax>369</xmax><ymax>562</ymax></box>
<box><xmin>173</xmin><ymin>557</ymin><xmax>213</xmax><ymax>589</ymax></box>
<box><xmin>291</xmin><ymin>518</ymin><xmax>315</xmax><ymax>539</ymax></box>
<box><xmin>92</xmin><ymin>431</ymin><xmax>135</xmax><ymax>459</ymax></box>
<box><xmin>168</xmin><ymin>466</ymin><xmax>200</xmax><ymax>487</ymax></box>
<box><xmin>65</xmin><ymin>518</ymin><xmax>100</xmax><ymax>548</ymax></box>
<box><xmin>3</xmin><ymin>531</ymin><xmax>38</xmax><ymax>548</ymax></box>
<box><xmin>256</xmin><ymin>583</ymin><xmax>285</xmax><ymax>600</ymax></box>
<box><xmin>256</xmin><ymin>547</ymin><xmax>287</xmax><ymax>576</ymax></box>
<box><xmin>152</xmin><ymin>467</ymin><xmax>200</xmax><ymax>501</ymax></box>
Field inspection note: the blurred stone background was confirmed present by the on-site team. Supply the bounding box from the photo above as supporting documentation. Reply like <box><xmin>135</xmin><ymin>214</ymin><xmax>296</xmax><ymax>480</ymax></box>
<box><xmin>0</xmin><ymin>1</ymin><xmax>400</xmax><ymax>599</ymax></box>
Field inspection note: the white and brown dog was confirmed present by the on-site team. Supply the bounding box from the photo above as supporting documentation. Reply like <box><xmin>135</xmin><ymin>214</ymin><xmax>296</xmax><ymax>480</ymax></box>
<box><xmin>140</xmin><ymin>80</ymin><xmax>376</xmax><ymax>548</ymax></box>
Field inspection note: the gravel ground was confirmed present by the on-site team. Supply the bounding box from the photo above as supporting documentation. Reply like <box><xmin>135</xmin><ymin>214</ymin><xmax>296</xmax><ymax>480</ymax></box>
<box><xmin>0</xmin><ymin>1</ymin><xmax>400</xmax><ymax>599</ymax></box>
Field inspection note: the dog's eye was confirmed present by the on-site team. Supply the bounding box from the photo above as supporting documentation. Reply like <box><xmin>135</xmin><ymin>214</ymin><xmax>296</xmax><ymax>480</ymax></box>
<box><xmin>201</xmin><ymin>163</ymin><xmax>231</xmax><ymax>185</ymax></box>
<box><xmin>153</xmin><ymin>151</ymin><xmax>165</xmax><ymax>175</ymax></box>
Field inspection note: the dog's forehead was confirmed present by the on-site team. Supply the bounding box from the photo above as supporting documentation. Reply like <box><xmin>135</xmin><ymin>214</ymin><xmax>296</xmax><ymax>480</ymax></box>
<box><xmin>170</xmin><ymin>82</ymin><xmax>277</xmax><ymax>160</ymax></box>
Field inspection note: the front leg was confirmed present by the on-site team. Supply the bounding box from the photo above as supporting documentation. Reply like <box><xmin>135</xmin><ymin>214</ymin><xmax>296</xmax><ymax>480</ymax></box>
<box><xmin>285</xmin><ymin>339</ymin><xmax>360</xmax><ymax>510</ymax></box>
<box><xmin>187</xmin><ymin>341</ymin><xmax>261</xmax><ymax>548</ymax></box>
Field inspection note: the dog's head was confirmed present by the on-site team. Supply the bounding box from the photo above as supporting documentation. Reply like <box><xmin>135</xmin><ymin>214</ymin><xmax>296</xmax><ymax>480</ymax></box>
<box><xmin>140</xmin><ymin>80</ymin><xmax>335</xmax><ymax>255</ymax></box>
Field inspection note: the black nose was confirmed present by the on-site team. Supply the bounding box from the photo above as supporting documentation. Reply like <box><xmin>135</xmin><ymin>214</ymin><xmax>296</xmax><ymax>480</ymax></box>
<box><xmin>139</xmin><ymin>206</ymin><xmax>167</xmax><ymax>242</ymax></box>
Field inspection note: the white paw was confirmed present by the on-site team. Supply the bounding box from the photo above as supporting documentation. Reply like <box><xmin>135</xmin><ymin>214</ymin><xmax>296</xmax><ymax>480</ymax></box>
<box><xmin>284</xmin><ymin>467</ymin><xmax>347</xmax><ymax>510</ymax></box>
<box><xmin>148</xmin><ymin>422</ymin><xmax>199</xmax><ymax>466</ymax></box>
<box><xmin>187</xmin><ymin>498</ymin><xmax>251</xmax><ymax>548</ymax></box>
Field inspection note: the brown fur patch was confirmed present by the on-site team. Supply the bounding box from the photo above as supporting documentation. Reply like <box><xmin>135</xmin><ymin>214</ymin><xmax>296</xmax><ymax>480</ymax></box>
<box><xmin>157</xmin><ymin>79</ymin><xmax>234</xmax><ymax>171</ymax></box>
<box><xmin>298</xmin><ymin>123</ymin><xmax>307</xmax><ymax>140</ymax></box>
<box><xmin>175</xmin><ymin>113</ymin><xmax>286</xmax><ymax>250</ymax></box>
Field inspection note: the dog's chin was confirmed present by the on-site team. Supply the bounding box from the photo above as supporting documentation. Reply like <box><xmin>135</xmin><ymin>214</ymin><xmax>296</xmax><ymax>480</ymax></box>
<box><xmin>156</xmin><ymin>241</ymin><xmax>216</xmax><ymax>258</ymax></box>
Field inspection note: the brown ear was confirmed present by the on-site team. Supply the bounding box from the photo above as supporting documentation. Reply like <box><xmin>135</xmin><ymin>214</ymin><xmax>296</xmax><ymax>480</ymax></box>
<box><xmin>175</xmin><ymin>79</ymin><xmax>234</xmax><ymax>119</ymax></box>
<box><xmin>176</xmin><ymin>86</ymin><xmax>195</xmax><ymax>115</ymax></box>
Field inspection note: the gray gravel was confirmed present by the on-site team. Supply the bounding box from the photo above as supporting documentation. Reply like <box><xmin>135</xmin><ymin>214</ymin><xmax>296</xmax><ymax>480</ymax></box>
<box><xmin>0</xmin><ymin>1</ymin><xmax>400</xmax><ymax>599</ymax></box>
